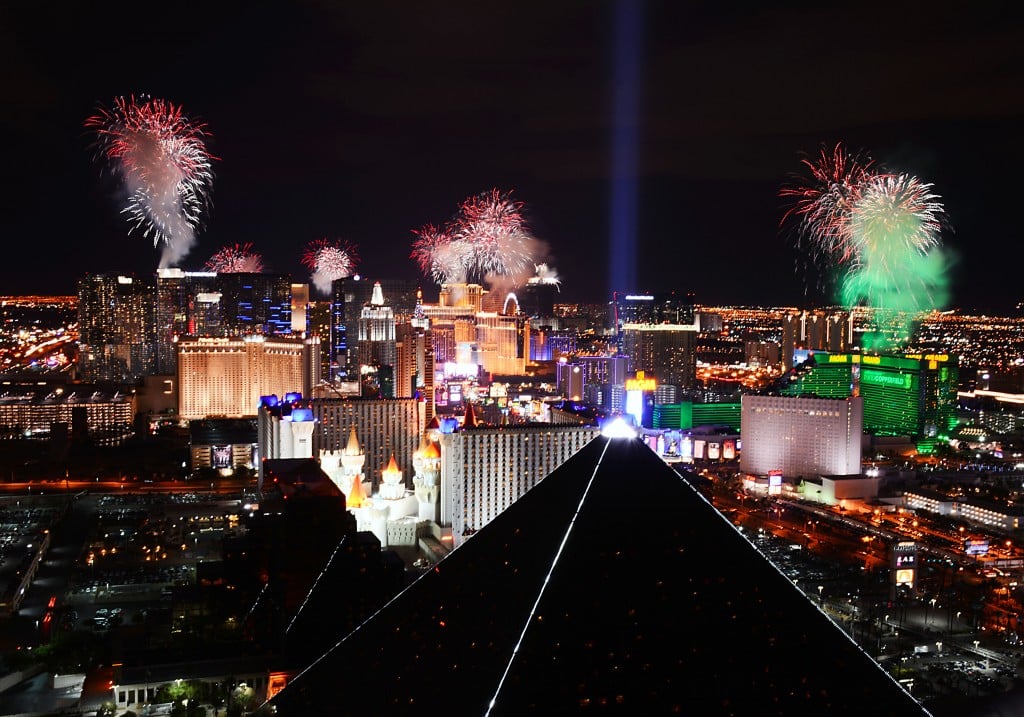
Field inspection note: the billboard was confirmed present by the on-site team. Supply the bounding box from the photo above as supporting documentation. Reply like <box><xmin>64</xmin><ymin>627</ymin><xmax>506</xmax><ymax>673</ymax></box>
<box><xmin>448</xmin><ymin>384</ymin><xmax>463</xmax><ymax>404</ymax></box>
<box><xmin>895</xmin><ymin>568</ymin><xmax>915</xmax><ymax>587</ymax></box>
<box><xmin>722</xmin><ymin>440</ymin><xmax>736</xmax><ymax>461</ymax></box>
<box><xmin>625</xmin><ymin>370</ymin><xmax>657</xmax><ymax>392</ymax></box>
<box><xmin>212</xmin><ymin>445</ymin><xmax>232</xmax><ymax>469</ymax></box>
<box><xmin>964</xmin><ymin>540</ymin><xmax>989</xmax><ymax>556</ymax></box>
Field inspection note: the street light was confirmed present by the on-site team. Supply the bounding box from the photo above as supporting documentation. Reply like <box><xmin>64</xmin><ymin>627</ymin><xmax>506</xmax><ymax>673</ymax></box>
<box><xmin>818</xmin><ymin>585</ymin><xmax>824</xmax><ymax>605</ymax></box>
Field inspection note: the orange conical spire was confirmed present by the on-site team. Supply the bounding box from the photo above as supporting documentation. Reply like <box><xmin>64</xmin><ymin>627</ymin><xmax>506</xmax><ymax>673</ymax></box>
<box><xmin>423</xmin><ymin>440</ymin><xmax>440</xmax><ymax>459</ymax></box>
<box><xmin>348</xmin><ymin>473</ymin><xmax>366</xmax><ymax>508</ymax></box>
<box><xmin>463</xmin><ymin>401</ymin><xmax>478</xmax><ymax>428</ymax></box>
<box><xmin>345</xmin><ymin>425</ymin><xmax>361</xmax><ymax>454</ymax></box>
<box><xmin>383</xmin><ymin>454</ymin><xmax>401</xmax><ymax>475</ymax></box>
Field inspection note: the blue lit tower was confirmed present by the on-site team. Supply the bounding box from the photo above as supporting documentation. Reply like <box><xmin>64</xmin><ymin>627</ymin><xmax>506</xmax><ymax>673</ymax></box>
<box><xmin>215</xmin><ymin>272</ymin><xmax>292</xmax><ymax>336</ymax></box>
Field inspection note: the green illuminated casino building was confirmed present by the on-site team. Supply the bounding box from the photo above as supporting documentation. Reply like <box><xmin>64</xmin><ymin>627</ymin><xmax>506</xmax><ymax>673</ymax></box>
<box><xmin>779</xmin><ymin>352</ymin><xmax>959</xmax><ymax>453</ymax></box>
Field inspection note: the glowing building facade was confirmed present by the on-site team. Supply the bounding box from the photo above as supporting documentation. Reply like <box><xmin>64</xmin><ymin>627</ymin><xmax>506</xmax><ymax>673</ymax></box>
<box><xmin>177</xmin><ymin>336</ymin><xmax>315</xmax><ymax>420</ymax></box>
<box><xmin>474</xmin><ymin>311</ymin><xmax>529</xmax><ymax>376</ymax></box>
<box><xmin>356</xmin><ymin>282</ymin><xmax>397</xmax><ymax>372</ymax></box>
<box><xmin>620</xmin><ymin>321</ymin><xmax>699</xmax><ymax>389</ymax></box>
<box><xmin>330</xmin><ymin>276</ymin><xmax>422</xmax><ymax>380</ymax></box>
<box><xmin>0</xmin><ymin>382</ymin><xmax>135</xmax><ymax>446</ymax></box>
<box><xmin>77</xmin><ymin>273</ymin><xmax>157</xmax><ymax>382</ymax></box>
<box><xmin>780</xmin><ymin>352</ymin><xmax>959</xmax><ymax>452</ymax></box>
<box><xmin>439</xmin><ymin>424</ymin><xmax>600</xmax><ymax>547</ymax></box>
<box><xmin>740</xmin><ymin>394</ymin><xmax>862</xmax><ymax>478</ymax></box>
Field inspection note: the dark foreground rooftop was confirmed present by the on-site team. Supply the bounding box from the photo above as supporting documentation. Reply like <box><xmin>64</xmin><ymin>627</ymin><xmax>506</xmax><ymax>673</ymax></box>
<box><xmin>267</xmin><ymin>435</ymin><xmax>928</xmax><ymax>715</ymax></box>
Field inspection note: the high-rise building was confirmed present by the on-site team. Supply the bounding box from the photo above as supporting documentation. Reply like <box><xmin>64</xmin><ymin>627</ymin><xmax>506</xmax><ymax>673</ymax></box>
<box><xmin>77</xmin><ymin>273</ymin><xmax>157</xmax><ymax>382</ymax></box>
<box><xmin>215</xmin><ymin>272</ymin><xmax>292</xmax><ymax>336</ymax></box>
<box><xmin>177</xmin><ymin>335</ymin><xmax>315</xmax><ymax>420</ymax></box>
<box><xmin>356</xmin><ymin>282</ymin><xmax>397</xmax><ymax>374</ymax></box>
<box><xmin>439</xmin><ymin>423</ymin><xmax>600</xmax><ymax>546</ymax></box>
<box><xmin>307</xmin><ymin>300</ymin><xmax>332</xmax><ymax>381</ymax></box>
<box><xmin>156</xmin><ymin>269</ymin><xmax>295</xmax><ymax>375</ymax></box>
<box><xmin>779</xmin><ymin>352</ymin><xmax>959</xmax><ymax>452</ymax></box>
<box><xmin>620</xmin><ymin>321</ymin><xmax>699</xmax><ymax>389</ymax></box>
<box><xmin>395</xmin><ymin>319</ymin><xmax>434</xmax><ymax>423</ymax></box>
<box><xmin>740</xmin><ymin>394</ymin><xmax>863</xmax><ymax>478</ymax></box>
<box><xmin>609</xmin><ymin>291</ymin><xmax>695</xmax><ymax>338</ymax></box>
<box><xmin>290</xmin><ymin>283</ymin><xmax>310</xmax><ymax>334</ymax></box>
<box><xmin>155</xmin><ymin>269</ymin><xmax>221</xmax><ymax>375</ymax></box>
<box><xmin>330</xmin><ymin>276</ymin><xmax>422</xmax><ymax>380</ymax></box>
<box><xmin>421</xmin><ymin>283</ymin><xmax>483</xmax><ymax>365</ymax></box>
<box><xmin>556</xmin><ymin>355</ymin><xmax>630</xmax><ymax>405</ymax></box>
<box><xmin>517</xmin><ymin>278</ymin><xmax>558</xmax><ymax>320</ymax></box>
<box><xmin>474</xmin><ymin>311</ymin><xmax>529</xmax><ymax>376</ymax></box>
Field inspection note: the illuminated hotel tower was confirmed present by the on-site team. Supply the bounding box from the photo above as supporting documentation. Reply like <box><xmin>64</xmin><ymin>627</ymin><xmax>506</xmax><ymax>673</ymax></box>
<box><xmin>356</xmin><ymin>283</ymin><xmax>397</xmax><ymax>396</ymax></box>
<box><xmin>474</xmin><ymin>294</ymin><xmax>530</xmax><ymax>376</ymax></box>
<box><xmin>740</xmin><ymin>394</ymin><xmax>863</xmax><ymax>478</ymax></box>
<box><xmin>177</xmin><ymin>335</ymin><xmax>314</xmax><ymax>420</ymax></box>
<box><xmin>620</xmin><ymin>320</ymin><xmax>699</xmax><ymax>389</ymax></box>
<box><xmin>256</xmin><ymin>395</ymin><xmax>316</xmax><ymax>485</ymax></box>
<box><xmin>439</xmin><ymin>422</ymin><xmax>601</xmax><ymax>547</ymax></box>
<box><xmin>77</xmin><ymin>273</ymin><xmax>157</xmax><ymax>382</ymax></box>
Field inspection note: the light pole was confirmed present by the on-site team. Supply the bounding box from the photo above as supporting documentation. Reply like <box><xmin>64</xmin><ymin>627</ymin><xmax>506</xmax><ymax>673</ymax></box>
<box><xmin>818</xmin><ymin>585</ymin><xmax>824</xmax><ymax>605</ymax></box>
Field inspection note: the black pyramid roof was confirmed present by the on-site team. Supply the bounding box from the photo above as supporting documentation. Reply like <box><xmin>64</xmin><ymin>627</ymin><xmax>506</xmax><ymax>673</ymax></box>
<box><xmin>267</xmin><ymin>435</ymin><xmax>928</xmax><ymax>715</ymax></box>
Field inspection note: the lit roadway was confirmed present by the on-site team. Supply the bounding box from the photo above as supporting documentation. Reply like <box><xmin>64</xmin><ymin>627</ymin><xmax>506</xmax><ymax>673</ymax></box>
<box><xmin>0</xmin><ymin>476</ymin><xmax>257</xmax><ymax>497</ymax></box>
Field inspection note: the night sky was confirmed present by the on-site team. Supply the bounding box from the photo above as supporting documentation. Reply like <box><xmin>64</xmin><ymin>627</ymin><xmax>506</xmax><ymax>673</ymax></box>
<box><xmin>3</xmin><ymin>1</ymin><xmax>1022</xmax><ymax>311</ymax></box>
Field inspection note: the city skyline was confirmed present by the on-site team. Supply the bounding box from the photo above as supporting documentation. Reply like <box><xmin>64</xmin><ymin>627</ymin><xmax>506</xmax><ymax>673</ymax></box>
<box><xmin>3</xmin><ymin>2</ymin><xmax>1023</xmax><ymax>311</ymax></box>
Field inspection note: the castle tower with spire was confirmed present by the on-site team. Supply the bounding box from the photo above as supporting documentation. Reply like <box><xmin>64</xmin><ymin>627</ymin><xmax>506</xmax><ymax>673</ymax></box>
<box><xmin>379</xmin><ymin>454</ymin><xmax>406</xmax><ymax>500</ymax></box>
<box><xmin>413</xmin><ymin>437</ymin><xmax>441</xmax><ymax>522</ymax></box>
<box><xmin>320</xmin><ymin>425</ymin><xmax>369</xmax><ymax>501</ymax></box>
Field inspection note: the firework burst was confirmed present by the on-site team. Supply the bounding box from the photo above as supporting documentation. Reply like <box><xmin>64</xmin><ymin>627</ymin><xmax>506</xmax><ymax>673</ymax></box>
<box><xmin>456</xmin><ymin>188</ymin><xmax>534</xmax><ymax>280</ymax></box>
<box><xmin>412</xmin><ymin>188</ymin><xmax>548</xmax><ymax>287</ymax></box>
<box><xmin>206</xmin><ymin>243</ymin><xmax>264</xmax><ymax>273</ymax></box>
<box><xmin>85</xmin><ymin>95</ymin><xmax>215</xmax><ymax>267</ymax></box>
<box><xmin>530</xmin><ymin>263</ymin><xmax>561</xmax><ymax>287</ymax></box>
<box><xmin>411</xmin><ymin>224</ymin><xmax>471</xmax><ymax>285</ymax></box>
<box><xmin>304</xmin><ymin>238</ymin><xmax>359</xmax><ymax>294</ymax></box>
<box><xmin>779</xmin><ymin>142</ymin><xmax>878</xmax><ymax>265</ymax></box>
<box><xmin>781</xmin><ymin>144</ymin><xmax>951</xmax><ymax>349</ymax></box>
<box><xmin>840</xmin><ymin>173</ymin><xmax>948</xmax><ymax>322</ymax></box>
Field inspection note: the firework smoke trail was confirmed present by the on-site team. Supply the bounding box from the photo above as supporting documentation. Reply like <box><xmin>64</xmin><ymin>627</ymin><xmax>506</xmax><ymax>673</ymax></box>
<box><xmin>839</xmin><ymin>174</ymin><xmax>950</xmax><ymax>348</ymax></box>
<box><xmin>206</xmin><ymin>243</ymin><xmax>265</xmax><ymax>273</ymax></box>
<box><xmin>85</xmin><ymin>95</ymin><xmax>215</xmax><ymax>268</ymax></box>
<box><xmin>303</xmin><ymin>238</ymin><xmax>359</xmax><ymax>294</ymax></box>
